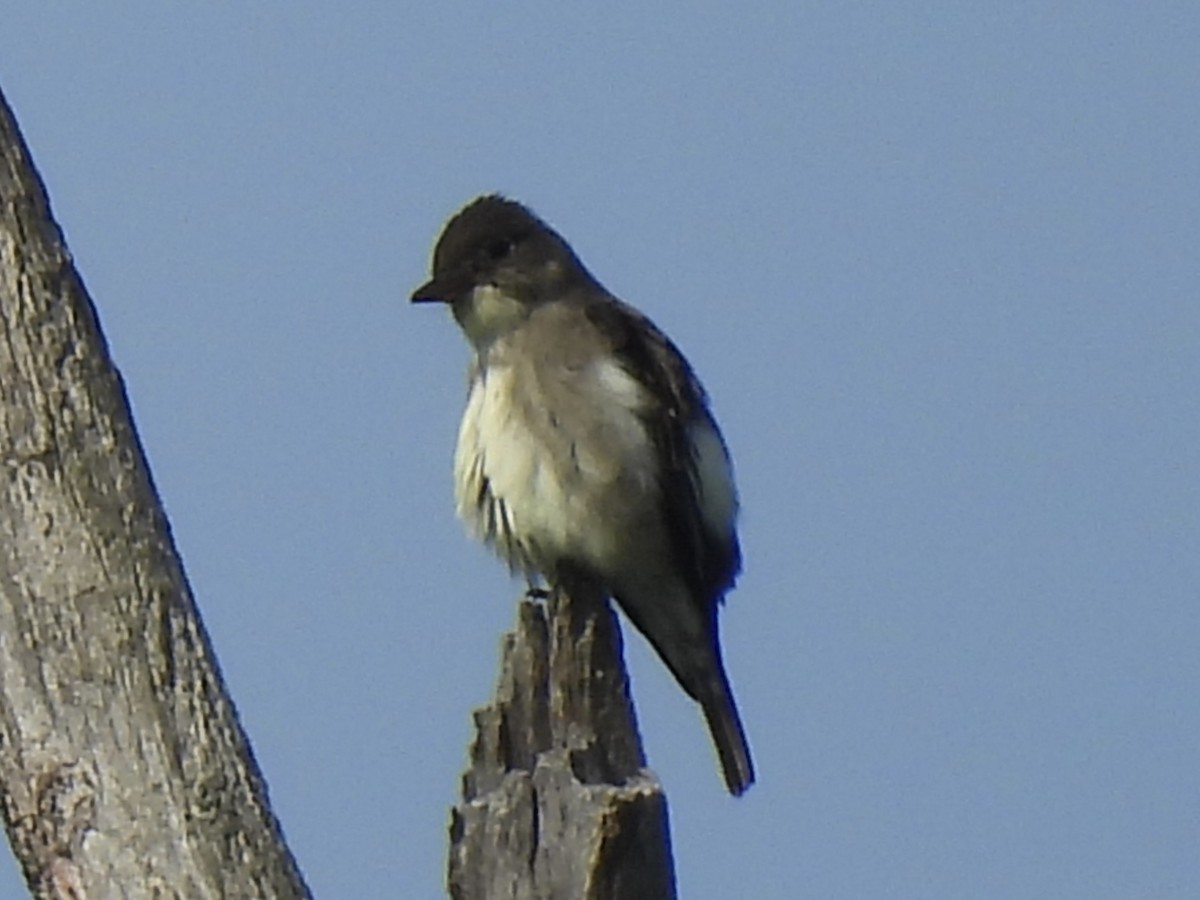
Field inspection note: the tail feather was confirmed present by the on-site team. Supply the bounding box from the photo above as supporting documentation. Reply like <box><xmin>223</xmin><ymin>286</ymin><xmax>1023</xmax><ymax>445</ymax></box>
<box><xmin>701</xmin><ymin>671</ymin><xmax>755</xmax><ymax>796</ymax></box>
<box><xmin>610</xmin><ymin>583</ymin><xmax>754</xmax><ymax>794</ymax></box>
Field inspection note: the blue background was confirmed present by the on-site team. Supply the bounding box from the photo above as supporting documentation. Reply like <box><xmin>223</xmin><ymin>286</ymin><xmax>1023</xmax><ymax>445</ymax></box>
<box><xmin>3</xmin><ymin>4</ymin><xmax>1197</xmax><ymax>897</ymax></box>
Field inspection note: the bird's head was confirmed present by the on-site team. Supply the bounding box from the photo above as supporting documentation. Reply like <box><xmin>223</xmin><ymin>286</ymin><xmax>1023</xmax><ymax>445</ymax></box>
<box><xmin>411</xmin><ymin>195</ymin><xmax>595</xmax><ymax>349</ymax></box>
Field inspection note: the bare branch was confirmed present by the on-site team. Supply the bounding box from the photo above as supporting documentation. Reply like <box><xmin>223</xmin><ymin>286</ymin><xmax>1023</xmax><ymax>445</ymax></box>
<box><xmin>0</xmin><ymin>85</ymin><xmax>309</xmax><ymax>899</ymax></box>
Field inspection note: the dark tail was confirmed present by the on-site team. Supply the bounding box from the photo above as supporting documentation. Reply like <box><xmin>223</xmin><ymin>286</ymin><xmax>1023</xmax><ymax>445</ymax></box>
<box><xmin>610</xmin><ymin>584</ymin><xmax>754</xmax><ymax>794</ymax></box>
<box><xmin>701</xmin><ymin>669</ymin><xmax>755</xmax><ymax>796</ymax></box>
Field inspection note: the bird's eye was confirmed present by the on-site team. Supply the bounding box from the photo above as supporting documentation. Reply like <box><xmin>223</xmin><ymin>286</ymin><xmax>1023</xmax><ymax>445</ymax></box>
<box><xmin>485</xmin><ymin>239</ymin><xmax>514</xmax><ymax>261</ymax></box>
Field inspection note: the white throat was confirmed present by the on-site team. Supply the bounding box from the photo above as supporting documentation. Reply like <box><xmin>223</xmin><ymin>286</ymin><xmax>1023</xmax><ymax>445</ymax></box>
<box><xmin>456</xmin><ymin>284</ymin><xmax>530</xmax><ymax>350</ymax></box>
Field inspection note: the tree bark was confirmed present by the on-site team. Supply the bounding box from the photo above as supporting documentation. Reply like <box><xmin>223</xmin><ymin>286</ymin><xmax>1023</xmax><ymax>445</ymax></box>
<box><xmin>448</xmin><ymin>585</ymin><xmax>677</xmax><ymax>900</ymax></box>
<box><xmin>0</xmin><ymin>86</ymin><xmax>309</xmax><ymax>898</ymax></box>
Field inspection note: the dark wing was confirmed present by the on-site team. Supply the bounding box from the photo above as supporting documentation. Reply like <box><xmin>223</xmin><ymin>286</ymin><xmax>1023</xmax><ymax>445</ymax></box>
<box><xmin>583</xmin><ymin>296</ymin><xmax>741</xmax><ymax>607</ymax></box>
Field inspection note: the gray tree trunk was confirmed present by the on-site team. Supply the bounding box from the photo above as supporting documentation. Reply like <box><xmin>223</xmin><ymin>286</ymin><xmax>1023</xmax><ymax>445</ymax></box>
<box><xmin>448</xmin><ymin>585</ymin><xmax>677</xmax><ymax>900</ymax></box>
<box><xmin>0</xmin><ymin>86</ymin><xmax>310</xmax><ymax>898</ymax></box>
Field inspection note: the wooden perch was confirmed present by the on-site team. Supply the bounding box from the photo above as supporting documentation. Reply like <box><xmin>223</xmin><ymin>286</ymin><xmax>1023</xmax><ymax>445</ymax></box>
<box><xmin>448</xmin><ymin>585</ymin><xmax>677</xmax><ymax>900</ymax></box>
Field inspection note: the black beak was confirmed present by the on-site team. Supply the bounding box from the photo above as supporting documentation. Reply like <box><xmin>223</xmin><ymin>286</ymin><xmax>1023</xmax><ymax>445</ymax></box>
<box><xmin>410</xmin><ymin>278</ymin><xmax>447</xmax><ymax>304</ymax></box>
<box><xmin>412</xmin><ymin>268</ymin><xmax>477</xmax><ymax>304</ymax></box>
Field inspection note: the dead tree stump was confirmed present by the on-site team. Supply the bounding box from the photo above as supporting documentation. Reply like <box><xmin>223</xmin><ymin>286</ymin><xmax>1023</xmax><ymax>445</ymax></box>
<box><xmin>447</xmin><ymin>586</ymin><xmax>677</xmax><ymax>900</ymax></box>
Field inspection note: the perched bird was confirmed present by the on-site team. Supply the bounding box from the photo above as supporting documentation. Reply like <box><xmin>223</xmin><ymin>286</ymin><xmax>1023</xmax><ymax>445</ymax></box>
<box><xmin>412</xmin><ymin>195</ymin><xmax>754</xmax><ymax>795</ymax></box>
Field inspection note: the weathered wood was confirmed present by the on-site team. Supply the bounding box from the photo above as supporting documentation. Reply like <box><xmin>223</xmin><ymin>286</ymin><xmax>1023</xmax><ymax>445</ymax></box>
<box><xmin>448</xmin><ymin>586</ymin><xmax>677</xmax><ymax>900</ymax></box>
<box><xmin>0</xmin><ymin>85</ymin><xmax>309</xmax><ymax>898</ymax></box>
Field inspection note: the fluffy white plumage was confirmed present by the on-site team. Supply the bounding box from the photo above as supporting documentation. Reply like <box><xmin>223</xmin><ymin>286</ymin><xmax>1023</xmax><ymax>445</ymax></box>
<box><xmin>454</xmin><ymin>342</ymin><xmax>664</xmax><ymax>581</ymax></box>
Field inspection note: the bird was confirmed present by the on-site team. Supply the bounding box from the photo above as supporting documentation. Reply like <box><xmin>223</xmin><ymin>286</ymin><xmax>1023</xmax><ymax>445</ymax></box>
<box><xmin>411</xmin><ymin>195</ymin><xmax>754</xmax><ymax>795</ymax></box>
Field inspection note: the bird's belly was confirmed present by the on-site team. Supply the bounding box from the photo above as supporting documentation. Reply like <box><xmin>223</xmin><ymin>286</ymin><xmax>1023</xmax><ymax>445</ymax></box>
<box><xmin>453</xmin><ymin>362</ymin><xmax>658</xmax><ymax>577</ymax></box>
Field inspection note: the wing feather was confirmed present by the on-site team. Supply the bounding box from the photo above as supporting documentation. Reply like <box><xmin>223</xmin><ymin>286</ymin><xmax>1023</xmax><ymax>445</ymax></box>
<box><xmin>582</xmin><ymin>297</ymin><xmax>741</xmax><ymax>607</ymax></box>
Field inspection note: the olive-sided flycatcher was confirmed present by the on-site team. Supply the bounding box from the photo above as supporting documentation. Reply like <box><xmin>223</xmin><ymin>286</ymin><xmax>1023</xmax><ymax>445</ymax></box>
<box><xmin>411</xmin><ymin>195</ymin><xmax>754</xmax><ymax>795</ymax></box>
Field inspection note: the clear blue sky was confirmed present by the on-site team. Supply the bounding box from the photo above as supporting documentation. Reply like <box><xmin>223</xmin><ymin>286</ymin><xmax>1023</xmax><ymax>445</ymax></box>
<box><xmin>3</xmin><ymin>5</ymin><xmax>1198</xmax><ymax>898</ymax></box>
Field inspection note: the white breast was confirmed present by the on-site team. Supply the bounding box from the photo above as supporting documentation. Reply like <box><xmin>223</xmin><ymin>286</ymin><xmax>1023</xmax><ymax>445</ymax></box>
<box><xmin>452</xmin><ymin>353</ymin><xmax>659</xmax><ymax>578</ymax></box>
